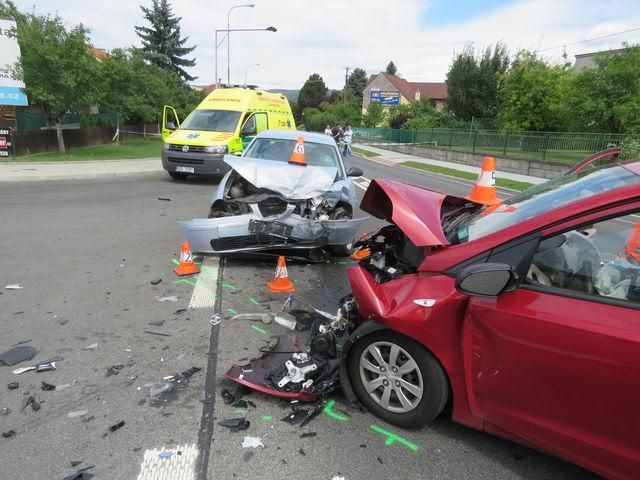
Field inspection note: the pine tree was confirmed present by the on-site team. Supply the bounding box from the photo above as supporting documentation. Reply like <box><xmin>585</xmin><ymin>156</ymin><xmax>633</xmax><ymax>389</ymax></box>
<box><xmin>348</xmin><ymin>68</ymin><xmax>368</xmax><ymax>100</ymax></box>
<box><xmin>385</xmin><ymin>61</ymin><xmax>397</xmax><ymax>76</ymax></box>
<box><xmin>135</xmin><ymin>0</ymin><xmax>196</xmax><ymax>81</ymax></box>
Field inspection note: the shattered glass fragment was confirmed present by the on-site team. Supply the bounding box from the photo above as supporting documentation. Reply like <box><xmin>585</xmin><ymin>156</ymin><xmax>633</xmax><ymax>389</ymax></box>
<box><xmin>148</xmin><ymin>382</ymin><xmax>173</xmax><ymax>398</ymax></box>
<box><xmin>241</xmin><ymin>436</ymin><xmax>264</xmax><ymax>449</ymax></box>
<box><xmin>68</xmin><ymin>410</ymin><xmax>88</xmax><ymax>418</ymax></box>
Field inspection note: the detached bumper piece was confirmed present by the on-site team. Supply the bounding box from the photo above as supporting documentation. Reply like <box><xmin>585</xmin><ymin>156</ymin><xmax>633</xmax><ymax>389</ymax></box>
<box><xmin>224</xmin><ymin>308</ymin><xmax>353</xmax><ymax>401</ymax></box>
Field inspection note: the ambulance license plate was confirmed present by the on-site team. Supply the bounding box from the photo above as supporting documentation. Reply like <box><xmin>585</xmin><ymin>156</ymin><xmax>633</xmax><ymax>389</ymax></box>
<box><xmin>176</xmin><ymin>166</ymin><xmax>194</xmax><ymax>173</ymax></box>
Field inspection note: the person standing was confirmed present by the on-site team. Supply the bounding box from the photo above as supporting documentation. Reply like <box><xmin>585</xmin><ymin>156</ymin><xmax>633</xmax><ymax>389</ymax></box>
<box><xmin>324</xmin><ymin>124</ymin><xmax>332</xmax><ymax>136</ymax></box>
<box><xmin>331</xmin><ymin>124</ymin><xmax>342</xmax><ymax>144</ymax></box>
<box><xmin>343</xmin><ymin>125</ymin><xmax>354</xmax><ymax>156</ymax></box>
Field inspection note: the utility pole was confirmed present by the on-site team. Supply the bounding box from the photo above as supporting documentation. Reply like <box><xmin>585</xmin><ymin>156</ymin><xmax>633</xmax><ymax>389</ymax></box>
<box><xmin>344</xmin><ymin>67</ymin><xmax>350</xmax><ymax>104</ymax></box>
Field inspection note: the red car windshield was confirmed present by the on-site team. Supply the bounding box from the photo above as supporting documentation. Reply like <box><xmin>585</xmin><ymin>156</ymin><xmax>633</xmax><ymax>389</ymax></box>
<box><xmin>448</xmin><ymin>164</ymin><xmax>640</xmax><ymax>244</ymax></box>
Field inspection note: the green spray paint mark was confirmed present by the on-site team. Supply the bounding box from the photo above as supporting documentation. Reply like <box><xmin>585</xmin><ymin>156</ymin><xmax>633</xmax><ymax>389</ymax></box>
<box><xmin>337</xmin><ymin>261</ymin><xmax>349</xmax><ymax>265</ymax></box>
<box><xmin>222</xmin><ymin>283</ymin><xmax>236</xmax><ymax>290</ymax></box>
<box><xmin>263</xmin><ymin>415</ymin><xmax>272</xmax><ymax>421</ymax></box>
<box><xmin>172</xmin><ymin>279</ymin><xmax>196</xmax><ymax>286</ymax></box>
<box><xmin>172</xmin><ymin>258</ymin><xmax>180</xmax><ymax>266</ymax></box>
<box><xmin>234</xmin><ymin>408</ymin><xmax>246</xmax><ymax>414</ymax></box>
<box><xmin>270</xmin><ymin>312</ymin><xmax>278</xmax><ymax>317</ymax></box>
<box><xmin>226</xmin><ymin>307</ymin><xmax>238</xmax><ymax>315</ymax></box>
<box><xmin>323</xmin><ymin>399</ymin><xmax>348</xmax><ymax>422</ymax></box>
<box><xmin>370</xmin><ymin>424</ymin><xmax>420</xmax><ymax>453</ymax></box>
<box><xmin>249</xmin><ymin>297</ymin><xmax>260</xmax><ymax>306</ymax></box>
<box><xmin>252</xmin><ymin>325</ymin><xmax>268</xmax><ymax>335</ymax></box>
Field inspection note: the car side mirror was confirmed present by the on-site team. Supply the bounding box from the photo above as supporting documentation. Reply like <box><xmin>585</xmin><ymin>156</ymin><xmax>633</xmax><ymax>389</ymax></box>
<box><xmin>455</xmin><ymin>263</ymin><xmax>516</xmax><ymax>297</ymax></box>
<box><xmin>166</xmin><ymin>121</ymin><xmax>176</xmax><ymax>130</ymax></box>
<box><xmin>347</xmin><ymin>166</ymin><xmax>363</xmax><ymax>177</ymax></box>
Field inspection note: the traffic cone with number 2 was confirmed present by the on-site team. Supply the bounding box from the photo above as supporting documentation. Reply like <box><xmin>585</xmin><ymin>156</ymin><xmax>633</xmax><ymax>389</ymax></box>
<box><xmin>174</xmin><ymin>241</ymin><xmax>200</xmax><ymax>276</ymax></box>
<box><xmin>268</xmin><ymin>256</ymin><xmax>296</xmax><ymax>293</ymax></box>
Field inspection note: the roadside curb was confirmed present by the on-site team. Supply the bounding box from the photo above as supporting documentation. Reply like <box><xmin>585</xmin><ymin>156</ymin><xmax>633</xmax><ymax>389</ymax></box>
<box><xmin>0</xmin><ymin>169</ymin><xmax>164</xmax><ymax>183</ymax></box>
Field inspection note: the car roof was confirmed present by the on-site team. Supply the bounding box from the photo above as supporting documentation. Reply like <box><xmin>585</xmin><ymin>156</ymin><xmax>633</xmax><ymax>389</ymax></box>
<box><xmin>255</xmin><ymin>129</ymin><xmax>336</xmax><ymax>145</ymax></box>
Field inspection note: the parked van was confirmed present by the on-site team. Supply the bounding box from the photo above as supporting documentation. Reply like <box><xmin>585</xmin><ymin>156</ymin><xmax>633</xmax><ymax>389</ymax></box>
<box><xmin>161</xmin><ymin>87</ymin><xmax>296</xmax><ymax>180</ymax></box>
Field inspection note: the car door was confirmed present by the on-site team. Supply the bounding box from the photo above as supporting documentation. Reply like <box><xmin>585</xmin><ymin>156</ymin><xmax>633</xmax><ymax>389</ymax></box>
<box><xmin>240</xmin><ymin>112</ymin><xmax>267</xmax><ymax>150</ymax></box>
<box><xmin>463</xmin><ymin>209</ymin><xmax>640</xmax><ymax>479</ymax></box>
<box><xmin>161</xmin><ymin>105</ymin><xmax>180</xmax><ymax>141</ymax></box>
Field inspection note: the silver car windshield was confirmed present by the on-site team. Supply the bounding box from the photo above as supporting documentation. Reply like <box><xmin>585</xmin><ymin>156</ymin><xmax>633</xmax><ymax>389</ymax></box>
<box><xmin>245</xmin><ymin>138</ymin><xmax>341</xmax><ymax>169</ymax></box>
<box><xmin>180</xmin><ymin>110</ymin><xmax>241</xmax><ymax>132</ymax></box>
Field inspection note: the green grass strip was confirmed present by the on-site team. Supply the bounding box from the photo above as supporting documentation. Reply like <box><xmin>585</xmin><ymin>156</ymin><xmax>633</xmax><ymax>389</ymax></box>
<box><xmin>323</xmin><ymin>399</ymin><xmax>349</xmax><ymax>422</ymax></box>
<box><xmin>352</xmin><ymin>146</ymin><xmax>380</xmax><ymax>157</ymax></box>
<box><xmin>400</xmin><ymin>161</ymin><xmax>534</xmax><ymax>191</ymax></box>
<box><xmin>370</xmin><ymin>424</ymin><xmax>420</xmax><ymax>452</ymax></box>
<box><xmin>226</xmin><ymin>307</ymin><xmax>238</xmax><ymax>315</ymax></box>
<box><xmin>251</xmin><ymin>325</ymin><xmax>268</xmax><ymax>335</ymax></box>
<box><xmin>249</xmin><ymin>297</ymin><xmax>260</xmax><ymax>306</ymax></box>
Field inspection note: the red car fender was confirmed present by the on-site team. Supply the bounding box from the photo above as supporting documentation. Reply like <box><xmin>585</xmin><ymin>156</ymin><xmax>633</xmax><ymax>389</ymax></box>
<box><xmin>347</xmin><ymin>266</ymin><xmax>482</xmax><ymax>429</ymax></box>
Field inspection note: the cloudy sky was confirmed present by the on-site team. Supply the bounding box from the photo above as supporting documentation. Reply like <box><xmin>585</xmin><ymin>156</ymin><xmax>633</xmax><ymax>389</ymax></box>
<box><xmin>12</xmin><ymin>0</ymin><xmax>640</xmax><ymax>89</ymax></box>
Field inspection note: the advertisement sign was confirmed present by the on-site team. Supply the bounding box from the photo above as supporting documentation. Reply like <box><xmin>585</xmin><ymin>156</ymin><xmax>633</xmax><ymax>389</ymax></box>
<box><xmin>0</xmin><ymin>19</ymin><xmax>28</xmax><ymax>106</ymax></box>
<box><xmin>0</xmin><ymin>128</ymin><xmax>13</xmax><ymax>157</ymax></box>
<box><xmin>370</xmin><ymin>88</ymin><xmax>400</xmax><ymax>106</ymax></box>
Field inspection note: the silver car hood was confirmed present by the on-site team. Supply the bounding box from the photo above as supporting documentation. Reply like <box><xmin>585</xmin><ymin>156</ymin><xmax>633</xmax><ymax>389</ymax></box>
<box><xmin>224</xmin><ymin>155</ymin><xmax>338</xmax><ymax>199</ymax></box>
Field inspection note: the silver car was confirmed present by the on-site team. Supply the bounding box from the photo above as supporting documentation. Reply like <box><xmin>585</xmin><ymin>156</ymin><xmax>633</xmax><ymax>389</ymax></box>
<box><xmin>177</xmin><ymin>130</ymin><xmax>366</xmax><ymax>257</ymax></box>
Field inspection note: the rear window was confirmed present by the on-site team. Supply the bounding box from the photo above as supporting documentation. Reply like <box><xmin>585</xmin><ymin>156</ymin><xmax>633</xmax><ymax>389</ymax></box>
<box><xmin>244</xmin><ymin>138</ymin><xmax>341</xmax><ymax>169</ymax></box>
<box><xmin>450</xmin><ymin>164</ymin><xmax>640</xmax><ymax>244</ymax></box>
<box><xmin>180</xmin><ymin>110</ymin><xmax>241</xmax><ymax>132</ymax></box>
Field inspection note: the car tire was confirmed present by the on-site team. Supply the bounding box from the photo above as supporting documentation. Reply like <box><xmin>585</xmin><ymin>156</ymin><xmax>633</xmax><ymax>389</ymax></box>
<box><xmin>329</xmin><ymin>244</ymin><xmax>353</xmax><ymax>257</ymax></box>
<box><xmin>169</xmin><ymin>171</ymin><xmax>189</xmax><ymax>180</ymax></box>
<box><xmin>348</xmin><ymin>330</ymin><xmax>448</xmax><ymax>428</ymax></box>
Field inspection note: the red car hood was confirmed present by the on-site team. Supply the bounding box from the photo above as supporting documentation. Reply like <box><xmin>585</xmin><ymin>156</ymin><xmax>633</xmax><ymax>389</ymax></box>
<box><xmin>360</xmin><ymin>179</ymin><xmax>469</xmax><ymax>247</ymax></box>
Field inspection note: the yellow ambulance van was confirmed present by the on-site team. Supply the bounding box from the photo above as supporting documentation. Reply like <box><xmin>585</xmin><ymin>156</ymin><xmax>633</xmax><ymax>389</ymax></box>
<box><xmin>161</xmin><ymin>87</ymin><xmax>296</xmax><ymax>180</ymax></box>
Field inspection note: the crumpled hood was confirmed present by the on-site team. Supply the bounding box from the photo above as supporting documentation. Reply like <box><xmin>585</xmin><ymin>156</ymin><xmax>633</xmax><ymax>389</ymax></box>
<box><xmin>224</xmin><ymin>155</ymin><xmax>338</xmax><ymax>199</ymax></box>
<box><xmin>360</xmin><ymin>179</ymin><xmax>461</xmax><ymax>247</ymax></box>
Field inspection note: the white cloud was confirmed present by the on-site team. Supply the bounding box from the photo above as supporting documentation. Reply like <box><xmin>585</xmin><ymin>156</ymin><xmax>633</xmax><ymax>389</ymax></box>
<box><xmin>11</xmin><ymin>0</ymin><xmax>640</xmax><ymax>89</ymax></box>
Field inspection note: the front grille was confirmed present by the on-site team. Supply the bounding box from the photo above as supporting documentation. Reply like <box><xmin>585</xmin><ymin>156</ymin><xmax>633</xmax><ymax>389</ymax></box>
<box><xmin>257</xmin><ymin>197</ymin><xmax>288</xmax><ymax>217</ymax></box>
<box><xmin>212</xmin><ymin>235</ymin><xmax>296</xmax><ymax>251</ymax></box>
<box><xmin>168</xmin><ymin>144</ymin><xmax>206</xmax><ymax>153</ymax></box>
<box><xmin>167</xmin><ymin>157</ymin><xmax>204</xmax><ymax>165</ymax></box>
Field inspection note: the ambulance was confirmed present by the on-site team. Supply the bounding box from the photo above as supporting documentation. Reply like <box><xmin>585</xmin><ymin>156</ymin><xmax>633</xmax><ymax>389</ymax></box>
<box><xmin>161</xmin><ymin>87</ymin><xmax>296</xmax><ymax>180</ymax></box>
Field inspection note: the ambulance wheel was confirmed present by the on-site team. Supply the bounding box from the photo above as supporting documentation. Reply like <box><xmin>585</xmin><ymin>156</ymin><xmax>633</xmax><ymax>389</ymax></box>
<box><xmin>169</xmin><ymin>171</ymin><xmax>189</xmax><ymax>180</ymax></box>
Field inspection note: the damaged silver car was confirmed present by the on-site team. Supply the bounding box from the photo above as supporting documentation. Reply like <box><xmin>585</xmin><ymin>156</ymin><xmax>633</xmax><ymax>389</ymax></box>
<box><xmin>178</xmin><ymin>130</ymin><xmax>365</xmax><ymax>257</ymax></box>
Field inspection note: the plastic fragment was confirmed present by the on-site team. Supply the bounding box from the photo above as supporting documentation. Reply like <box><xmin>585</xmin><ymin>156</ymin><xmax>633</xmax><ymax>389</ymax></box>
<box><xmin>157</xmin><ymin>295</ymin><xmax>177</xmax><ymax>302</ymax></box>
<box><xmin>109</xmin><ymin>421</ymin><xmax>125</xmax><ymax>432</ymax></box>
<box><xmin>1</xmin><ymin>407</ymin><xmax>10</xmax><ymax>416</ymax></box>
<box><xmin>106</xmin><ymin>364</ymin><xmax>125</xmax><ymax>377</ymax></box>
<box><xmin>7</xmin><ymin>381</ymin><xmax>19</xmax><ymax>390</ymax></box>
<box><xmin>217</xmin><ymin>417</ymin><xmax>250</xmax><ymax>432</ymax></box>
<box><xmin>35</xmin><ymin>362</ymin><xmax>56</xmax><ymax>373</ymax></box>
<box><xmin>274</xmin><ymin>313</ymin><xmax>297</xmax><ymax>330</ymax></box>
<box><xmin>281</xmin><ymin>409</ymin><xmax>310</xmax><ymax>425</ymax></box>
<box><xmin>2</xmin><ymin>429</ymin><xmax>16</xmax><ymax>438</ymax></box>
<box><xmin>241</xmin><ymin>436</ymin><xmax>264</xmax><ymax>449</ymax></box>
<box><xmin>4</xmin><ymin>284</ymin><xmax>22</xmax><ymax>289</ymax></box>
<box><xmin>150</xmin><ymin>279</ymin><xmax>163</xmax><ymax>285</ymax></box>
<box><xmin>298</xmin><ymin>448</ymin><xmax>306</xmax><ymax>456</ymax></box>
<box><xmin>68</xmin><ymin>410</ymin><xmax>88</xmax><ymax>418</ymax></box>
<box><xmin>82</xmin><ymin>343</ymin><xmax>98</xmax><ymax>351</ymax></box>
<box><xmin>62</xmin><ymin>464</ymin><xmax>95</xmax><ymax>480</ymax></box>
<box><xmin>148</xmin><ymin>382</ymin><xmax>173</xmax><ymax>398</ymax></box>
<box><xmin>56</xmin><ymin>383</ymin><xmax>72</xmax><ymax>391</ymax></box>
<box><xmin>332</xmin><ymin>476</ymin><xmax>345</xmax><ymax>480</ymax></box>
<box><xmin>70</xmin><ymin>461</ymin><xmax>82</xmax><ymax>467</ymax></box>
<box><xmin>0</xmin><ymin>345</ymin><xmax>37</xmax><ymax>366</ymax></box>
<box><xmin>230</xmin><ymin>313</ymin><xmax>271</xmax><ymax>324</ymax></box>
<box><xmin>147</xmin><ymin>320</ymin><xmax>165</xmax><ymax>326</ymax></box>
<box><xmin>21</xmin><ymin>394</ymin><xmax>40</xmax><ymax>412</ymax></box>
<box><xmin>300</xmin><ymin>432</ymin><xmax>317</xmax><ymax>438</ymax></box>
<box><xmin>41</xmin><ymin>381</ymin><xmax>56</xmax><ymax>391</ymax></box>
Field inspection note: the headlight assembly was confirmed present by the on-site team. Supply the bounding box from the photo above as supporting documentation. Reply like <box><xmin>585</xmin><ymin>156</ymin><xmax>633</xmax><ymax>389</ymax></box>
<box><xmin>204</xmin><ymin>145</ymin><xmax>228</xmax><ymax>154</ymax></box>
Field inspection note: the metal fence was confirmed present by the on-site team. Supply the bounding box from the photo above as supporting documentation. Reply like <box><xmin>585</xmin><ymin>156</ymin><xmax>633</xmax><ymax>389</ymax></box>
<box><xmin>354</xmin><ymin>127</ymin><xmax>640</xmax><ymax>164</ymax></box>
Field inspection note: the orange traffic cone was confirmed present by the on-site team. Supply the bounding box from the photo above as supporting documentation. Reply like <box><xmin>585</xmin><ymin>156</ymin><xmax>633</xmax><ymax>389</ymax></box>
<box><xmin>267</xmin><ymin>256</ymin><xmax>296</xmax><ymax>293</ymax></box>
<box><xmin>174</xmin><ymin>241</ymin><xmax>200</xmax><ymax>276</ymax></box>
<box><xmin>625</xmin><ymin>223</ymin><xmax>640</xmax><ymax>263</ymax></box>
<box><xmin>351</xmin><ymin>232</ymin><xmax>371</xmax><ymax>260</ymax></box>
<box><xmin>289</xmin><ymin>136</ymin><xmax>307</xmax><ymax>166</ymax></box>
<box><xmin>465</xmin><ymin>156</ymin><xmax>501</xmax><ymax>205</ymax></box>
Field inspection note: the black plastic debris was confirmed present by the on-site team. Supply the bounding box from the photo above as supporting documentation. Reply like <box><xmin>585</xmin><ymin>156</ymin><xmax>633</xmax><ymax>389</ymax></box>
<box><xmin>300</xmin><ymin>432</ymin><xmax>317</xmax><ymax>438</ymax></box>
<box><xmin>2</xmin><ymin>429</ymin><xmax>16</xmax><ymax>438</ymax></box>
<box><xmin>7</xmin><ymin>381</ymin><xmax>19</xmax><ymax>390</ymax></box>
<box><xmin>41</xmin><ymin>381</ymin><xmax>56</xmax><ymax>391</ymax></box>
<box><xmin>0</xmin><ymin>345</ymin><xmax>37</xmax><ymax>366</ymax></box>
<box><xmin>158</xmin><ymin>197</ymin><xmax>171</xmax><ymax>201</ymax></box>
<box><xmin>281</xmin><ymin>409</ymin><xmax>309</xmax><ymax>425</ymax></box>
<box><xmin>21</xmin><ymin>394</ymin><xmax>41</xmax><ymax>412</ymax></box>
<box><xmin>232</xmin><ymin>400</ymin><xmax>248</xmax><ymax>409</ymax></box>
<box><xmin>298</xmin><ymin>448</ymin><xmax>306</xmax><ymax>456</ymax></box>
<box><xmin>217</xmin><ymin>417</ymin><xmax>250</xmax><ymax>432</ymax></box>
<box><xmin>147</xmin><ymin>320</ymin><xmax>165</xmax><ymax>326</ymax></box>
<box><xmin>144</xmin><ymin>330</ymin><xmax>171</xmax><ymax>337</ymax></box>
<box><xmin>109</xmin><ymin>421</ymin><xmax>125</xmax><ymax>432</ymax></box>
<box><xmin>377</xmin><ymin>457</ymin><xmax>383</xmax><ymax>465</ymax></box>
<box><xmin>106</xmin><ymin>365</ymin><xmax>125</xmax><ymax>377</ymax></box>
<box><xmin>299</xmin><ymin>403</ymin><xmax>324</xmax><ymax>428</ymax></box>
<box><xmin>11</xmin><ymin>339</ymin><xmax>32</xmax><ymax>346</ymax></box>
<box><xmin>63</xmin><ymin>465</ymin><xmax>94</xmax><ymax>480</ymax></box>
<box><xmin>70</xmin><ymin>461</ymin><xmax>82</xmax><ymax>467</ymax></box>
<box><xmin>181</xmin><ymin>367</ymin><xmax>201</xmax><ymax>379</ymax></box>
<box><xmin>175</xmin><ymin>309</ymin><xmax>187</xmax><ymax>315</ymax></box>
<box><xmin>150</xmin><ymin>279</ymin><xmax>163</xmax><ymax>285</ymax></box>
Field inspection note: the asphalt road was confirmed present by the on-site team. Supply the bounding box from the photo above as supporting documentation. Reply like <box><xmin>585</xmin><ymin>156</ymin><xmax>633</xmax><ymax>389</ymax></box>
<box><xmin>0</xmin><ymin>157</ymin><xmax>599</xmax><ymax>480</ymax></box>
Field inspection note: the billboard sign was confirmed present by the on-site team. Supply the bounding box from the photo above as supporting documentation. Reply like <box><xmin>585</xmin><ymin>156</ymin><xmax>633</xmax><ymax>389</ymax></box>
<box><xmin>0</xmin><ymin>19</ymin><xmax>28</xmax><ymax>106</ymax></box>
<box><xmin>370</xmin><ymin>88</ymin><xmax>400</xmax><ymax>106</ymax></box>
<box><xmin>0</xmin><ymin>128</ymin><xmax>13</xmax><ymax>157</ymax></box>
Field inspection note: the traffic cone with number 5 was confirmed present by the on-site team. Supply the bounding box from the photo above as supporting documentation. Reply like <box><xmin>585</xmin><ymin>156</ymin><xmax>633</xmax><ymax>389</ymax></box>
<box><xmin>174</xmin><ymin>241</ymin><xmax>200</xmax><ymax>276</ymax></box>
<box><xmin>465</xmin><ymin>156</ymin><xmax>502</xmax><ymax>205</ymax></box>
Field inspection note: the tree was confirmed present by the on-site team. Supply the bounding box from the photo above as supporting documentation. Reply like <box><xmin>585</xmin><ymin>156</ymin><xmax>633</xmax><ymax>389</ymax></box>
<box><xmin>567</xmin><ymin>44</ymin><xmax>640</xmax><ymax>133</ymax></box>
<box><xmin>385</xmin><ymin>61</ymin><xmax>397</xmax><ymax>76</ymax></box>
<box><xmin>135</xmin><ymin>0</ymin><xmax>196</xmax><ymax>82</ymax></box>
<box><xmin>302</xmin><ymin>98</ymin><xmax>361</xmax><ymax>131</ymax></box>
<box><xmin>362</xmin><ymin>101</ymin><xmax>385</xmax><ymax>127</ymax></box>
<box><xmin>1</xmin><ymin>3</ymin><xmax>101</xmax><ymax>153</ymax></box>
<box><xmin>446</xmin><ymin>43</ymin><xmax>509</xmax><ymax>121</ymax></box>
<box><xmin>498</xmin><ymin>51</ymin><xmax>571</xmax><ymax>132</ymax></box>
<box><xmin>347</xmin><ymin>67</ymin><xmax>368</xmax><ymax>101</ymax></box>
<box><xmin>387</xmin><ymin>100</ymin><xmax>467</xmax><ymax>129</ymax></box>
<box><xmin>297</xmin><ymin>73</ymin><xmax>327</xmax><ymax>117</ymax></box>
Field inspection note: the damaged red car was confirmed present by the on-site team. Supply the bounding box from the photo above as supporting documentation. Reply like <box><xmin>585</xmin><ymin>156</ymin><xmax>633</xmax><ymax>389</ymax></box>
<box><xmin>346</xmin><ymin>161</ymin><xmax>640</xmax><ymax>480</ymax></box>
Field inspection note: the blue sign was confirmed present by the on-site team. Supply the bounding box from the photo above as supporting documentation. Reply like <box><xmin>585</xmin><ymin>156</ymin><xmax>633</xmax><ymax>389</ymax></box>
<box><xmin>370</xmin><ymin>89</ymin><xmax>400</xmax><ymax>106</ymax></box>
<box><xmin>0</xmin><ymin>86</ymin><xmax>28</xmax><ymax>106</ymax></box>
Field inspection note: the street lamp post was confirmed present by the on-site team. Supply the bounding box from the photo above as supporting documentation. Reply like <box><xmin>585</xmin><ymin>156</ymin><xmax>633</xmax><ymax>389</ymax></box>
<box><xmin>228</xmin><ymin>4</ymin><xmax>255</xmax><ymax>85</ymax></box>
<box><xmin>214</xmin><ymin>27</ymin><xmax>276</xmax><ymax>88</ymax></box>
<box><xmin>244</xmin><ymin>63</ymin><xmax>260</xmax><ymax>87</ymax></box>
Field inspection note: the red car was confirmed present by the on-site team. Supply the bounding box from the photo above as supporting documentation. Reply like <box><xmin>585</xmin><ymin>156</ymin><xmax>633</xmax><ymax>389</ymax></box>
<box><xmin>346</xmin><ymin>161</ymin><xmax>640</xmax><ymax>480</ymax></box>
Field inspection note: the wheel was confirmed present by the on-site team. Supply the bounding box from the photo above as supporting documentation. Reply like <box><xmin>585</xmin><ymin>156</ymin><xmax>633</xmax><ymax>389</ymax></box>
<box><xmin>348</xmin><ymin>330</ymin><xmax>448</xmax><ymax>428</ymax></box>
<box><xmin>329</xmin><ymin>244</ymin><xmax>353</xmax><ymax>257</ymax></box>
<box><xmin>168</xmin><ymin>171</ymin><xmax>189</xmax><ymax>180</ymax></box>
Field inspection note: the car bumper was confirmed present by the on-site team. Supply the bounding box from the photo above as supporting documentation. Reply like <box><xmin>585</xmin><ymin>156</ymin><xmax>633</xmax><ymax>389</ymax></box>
<box><xmin>177</xmin><ymin>211</ymin><xmax>366</xmax><ymax>253</ymax></box>
<box><xmin>161</xmin><ymin>150</ymin><xmax>231</xmax><ymax>175</ymax></box>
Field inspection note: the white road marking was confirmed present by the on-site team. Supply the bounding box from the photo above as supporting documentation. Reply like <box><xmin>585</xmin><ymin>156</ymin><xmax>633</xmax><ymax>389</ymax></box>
<box><xmin>136</xmin><ymin>443</ymin><xmax>198</xmax><ymax>480</ymax></box>
<box><xmin>188</xmin><ymin>257</ymin><xmax>219</xmax><ymax>309</ymax></box>
<box><xmin>354</xmin><ymin>176</ymin><xmax>371</xmax><ymax>191</ymax></box>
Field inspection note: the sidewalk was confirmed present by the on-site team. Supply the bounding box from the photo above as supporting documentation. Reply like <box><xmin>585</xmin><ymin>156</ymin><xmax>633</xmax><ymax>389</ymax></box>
<box><xmin>0</xmin><ymin>158</ymin><xmax>163</xmax><ymax>182</ymax></box>
<box><xmin>356</xmin><ymin>144</ymin><xmax>546</xmax><ymax>185</ymax></box>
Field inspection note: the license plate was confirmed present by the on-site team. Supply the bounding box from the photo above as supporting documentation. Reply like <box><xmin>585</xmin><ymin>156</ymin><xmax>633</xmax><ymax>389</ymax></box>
<box><xmin>176</xmin><ymin>166</ymin><xmax>195</xmax><ymax>173</ymax></box>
